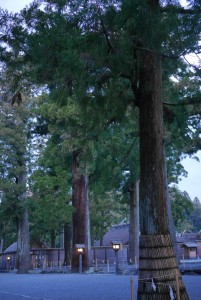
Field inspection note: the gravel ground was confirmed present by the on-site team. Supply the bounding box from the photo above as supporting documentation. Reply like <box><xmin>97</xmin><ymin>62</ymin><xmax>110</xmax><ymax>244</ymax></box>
<box><xmin>0</xmin><ymin>273</ymin><xmax>200</xmax><ymax>300</ymax></box>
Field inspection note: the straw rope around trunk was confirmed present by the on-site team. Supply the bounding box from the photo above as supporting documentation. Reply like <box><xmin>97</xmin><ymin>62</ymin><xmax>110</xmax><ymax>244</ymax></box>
<box><xmin>138</xmin><ymin>234</ymin><xmax>189</xmax><ymax>300</ymax></box>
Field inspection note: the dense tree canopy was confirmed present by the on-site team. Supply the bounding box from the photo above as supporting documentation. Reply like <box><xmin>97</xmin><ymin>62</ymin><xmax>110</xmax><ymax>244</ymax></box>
<box><xmin>29</xmin><ymin>133</ymin><xmax>73</xmax><ymax>247</ymax></box>
<box><xmin>170</xmin><ymin>186</ymin><xmax>194</xmax><ymax>232</ymax></box>
<box><xmin>0</xmin><ymin>94</ymin><xmax>31</xmax><ymax>272</ymax></box>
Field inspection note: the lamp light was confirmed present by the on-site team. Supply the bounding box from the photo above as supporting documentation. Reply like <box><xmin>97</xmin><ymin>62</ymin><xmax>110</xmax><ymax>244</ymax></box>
<box><xmin>75</xmin><ymin>244</ymin><xmax>85</xmax><ymax>273</ymax></box>
<box><xmin>111</xmin><ymin>240</ymin><xmax>122</xmax><ymax>275</ymax></box>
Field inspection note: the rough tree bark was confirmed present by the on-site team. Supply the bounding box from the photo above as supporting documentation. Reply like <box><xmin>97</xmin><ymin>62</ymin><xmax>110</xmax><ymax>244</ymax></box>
<box><xmin>50</xmin><ymin>229</ymin><xmax>56</xmax><ymax>248</ymax></box>
<box><xmin>99</xmin><ymin>212</ymin><xmax>105</xmax><ymax>246</ymax></box>
<box><xmin>17</xmin><ymin>174</ymin><xmax>30</xmax><ymax>274</ymax></box>
<box><xmin>63</xmin><ymin>223</ymin><xmax>71</xmax><ymax>265</ymax></box>
<box><xmin>137</xmin><ymin>43</ymin><xmax>189</xmax><ymax>298</ymax></box>
<box><xmin>0</xmin><ymin>239</ymin><xmax>3</xmax><ymax>253</ymax></box>
<box><xmin>128</xmin><ymin>181</ymin><xmax>139</xmax><ymax>266</ymax></box>
<box><xmin>71</xmin><ymin>151</ymin><xmax>91</xmax><ymax>272</ymax></box>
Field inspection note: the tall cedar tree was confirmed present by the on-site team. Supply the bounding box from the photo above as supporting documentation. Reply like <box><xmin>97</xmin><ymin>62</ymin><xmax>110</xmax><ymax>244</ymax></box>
<box><xmin>0</xmin><ymin>99</ymin><xmax>30</xmax><ymax>273</ymax></box>
<box><xmin>33</xmin><ymin>94</ymin><xmax>94</xmax><ymax>270</ymax></box>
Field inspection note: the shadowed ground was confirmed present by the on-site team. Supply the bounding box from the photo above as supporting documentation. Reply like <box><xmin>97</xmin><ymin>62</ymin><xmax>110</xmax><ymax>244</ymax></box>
<box><xmin>0</xmin><ymin>273</ymin><xmax>200</xmax><ymax>299</ymax></box>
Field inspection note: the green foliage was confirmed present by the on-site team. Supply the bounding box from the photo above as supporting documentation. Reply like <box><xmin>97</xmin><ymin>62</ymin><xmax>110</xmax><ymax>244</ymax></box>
<box><xmin>0</xmin><ymin>101</ymin><xmax>28</xmax><ymax>214</ymax></box>
<box><xmin>29</xmin><ymin>131</ymin><xmax>73</xmax><ymax>245</ymax></box>
<box><xmin>0</xmin><ymin>94</ymin><xmax>32</xmax><ymax>250</ymax></box>
<box><xmin>190</xmin><ymin>197</ymin><xmax>201</xmax><ymax>232</ymax></box>
<box><xmin>170</xmin><ymin>186</ymin><xmax>194</xmax><ymax>232</ymax></box>
<box><xmin>90</xmin><ymin>191</ymin><xmax>129</xmax><ymax>244</ymax></box>
<box><xmin>170</xmin><ymin>186</ymin><xmax>201</xmax><ymax>232</ymax></box>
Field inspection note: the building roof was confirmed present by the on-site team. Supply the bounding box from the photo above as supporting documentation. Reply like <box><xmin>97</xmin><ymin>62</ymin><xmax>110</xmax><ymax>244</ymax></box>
<box><xmin>181</xmin><ymin>242</ymin><xmax>198</xmax><ymax>248</ymax></box>
<box><xmin>177</xmin><ymin>233</ymin><xmax>201</xmax><ymax>243</ymax></box>
<box><xmin>3</xmin><ymin>242</ymin><xmax>17</xmax><ymax>253</ymax></box>
<box><xmin>102</xmin><ymin>223</ymin><xmax>129</xmax><ymax>246</ymax></box>
<box><xmin>2</xmin><ymin>241</ymin><xmax>47</xmax><ymax>254</ymax></box>
<box><xmin>101</xmin><ymin>224</ymin><xmax>201</xmax><ymax>247</ymax></box>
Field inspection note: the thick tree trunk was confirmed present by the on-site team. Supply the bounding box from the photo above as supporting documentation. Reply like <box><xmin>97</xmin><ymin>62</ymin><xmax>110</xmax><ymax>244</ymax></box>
<box><xmin>16</xmin><ymin>172</ymin><xmax>30</xmax><ymax>274</ymax></box>
<box><xmin>99</xmin><ymin>215</ymin><xmax>104</xmax><ymax>247</ymax></box>
<box><xmin>0</xmin><ymin>239</ymin><xmax>3</xmax><ymax>253</ymax></box>
<box><xmin>63</xmin><ymin>223</ymin><xmax>71</xmax><ymax>265</ymax></box>
<box><xmin>99</xmin><ymin>211</ymin><xmax>105</xmax><ymax>246</ymax></box>
<box><xmin>50</xmin><ymin>229</ymin><xmax>56</xmax><ymax>248</ymax></box>
<box><xmin>128</xmin><ymin>181</ymin><xmax>139</xmax><ymax>266</ymax></box>
<box><xmin>137</xmin><ymin>46</ymin><xmax>189</xmax><ymax>298</ymax></box>
<box><xmin>71</xmin><ymin>151</ymin><xmax>91</xmax><ymax>272</ymax></box>
<box><xmin>17</xmin><ymin>211</ymin><xmax>30</xmax><ymax>274</ymax></box>
<box><xmin>164</xmin><ymin>157</ymin><xmax>179</xmax><ymax>261</ymax></box>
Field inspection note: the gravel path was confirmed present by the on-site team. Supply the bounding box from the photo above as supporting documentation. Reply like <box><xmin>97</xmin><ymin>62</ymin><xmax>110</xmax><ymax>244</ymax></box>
<box><xmin>0</xmin><ymin>273</ymin><xmax>200</xmax><ymax>299</ymax></box>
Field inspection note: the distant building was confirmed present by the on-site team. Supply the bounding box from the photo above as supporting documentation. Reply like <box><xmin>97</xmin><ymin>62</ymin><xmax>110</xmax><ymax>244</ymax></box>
<box><xmin>96</xmin><ymin>224</ymin><xmax>201</xmax><ymax>261</ymax></box>
<box><xmin>177</xmin><ymin>232</ymin><xmax>201</xmax><ymax>259</ymax></box>
<box><xmin>101</xmin><ymin>223</ymin><xmax>130</xmax><ymax>246</ymax></box>
<box><xmin>1</xmin><ymin>226</ymin><xmax>201</xmax><ymax>271</ymax></box>
<box><xmin>0</xmin><ymin>242</ymin><xmax>65</xmax><ymax>270</ymax></box>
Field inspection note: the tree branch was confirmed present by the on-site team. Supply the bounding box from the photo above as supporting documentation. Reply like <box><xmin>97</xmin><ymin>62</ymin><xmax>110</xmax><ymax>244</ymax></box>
<box><xmin>161</xmin><ymin>6</ymin><xmax>200</xmax><ymax>15</ymax></box>
<box><xmin>97</xmin><ymin>7</ymin><xmax>114</xmax><ymax>53</ymax></box>
<box><xmin>135</xmin><ymin>45</ymin><xmax>185</xmax><ymax>60</ymax></box>
<box><xmin>163</xmin><ymin>97</ymin><xmax>201</xmax><ymax>107</ymax></box>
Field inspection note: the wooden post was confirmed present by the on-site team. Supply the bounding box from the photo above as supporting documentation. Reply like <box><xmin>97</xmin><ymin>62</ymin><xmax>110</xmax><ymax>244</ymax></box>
<box><xmin>130</xmin><ymin>277</ymin><xmax>134</xmax><ymax>300</ymax></box>
<box><xmin>135</xmin><ymin>256</ymin><xmax>137</xmax><ymax>269</ymax></box>
<box><xmin>58</xmin><ymin>248</ymin><xmax>60</xmax><ymax>266</ymax></box>
<box><xmin>107</xmin><ymin>260</ymin><xmax>110</xmax><ymax>273</ymax></box>
<box><xmin>43</xmin><ymin>258</ymin><xmax>46</xmax><ymax>270</ymax></box>
<box><xmin>183</xmin><ymin>254</ymin><xmax>185</xmax><ymax>268</ymax></box>
<box><xmin>175</xmin><ymin>270</ymin><xmax>181</xmax><ymax>300</ymax></box>
<box><xmin>93</xmin><ymin>248</ymin><xmax>96</xmax><ymax>262</ymax></box>
<box><xmin>79</xmin><ymin>253</ymin><xmax>82</xmax><ymax>273</ymax></box>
